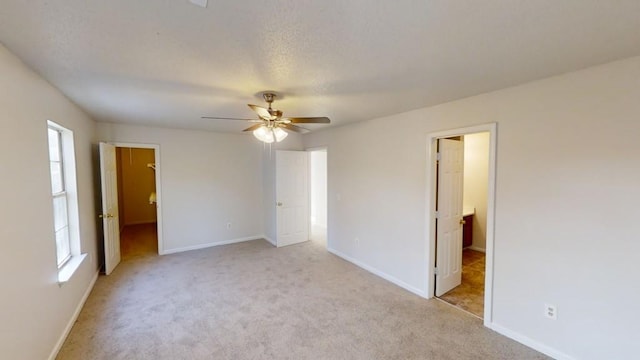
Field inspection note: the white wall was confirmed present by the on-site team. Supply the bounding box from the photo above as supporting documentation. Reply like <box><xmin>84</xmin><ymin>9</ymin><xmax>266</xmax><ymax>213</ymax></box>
<box><xmin>303</xmin><ymin>56</ymin><xmax>640</xmax><ymax>360</ymax></box>
<box><xmin>97</xmin><ymin>123</ymin><xmax>265</xmax><ymax>253</ymax></box>
<box><xmin>0</xmin><ymin>44</ymin><xmax>98</xmax><ymax>359</ymax></box>
<box><xmin>310</xmin><ymin>150</ymin><xmax>328</xmax><ymax>227</ymax></box>
<box><xmin>309</xmin><ymin>150</ymin><xmax>328</xmax><ymax>242</ymax></box>
<box><xmin>463</xmin><ymin>132</ymin><xmax>489</xmax><ymax>251</ymax></box>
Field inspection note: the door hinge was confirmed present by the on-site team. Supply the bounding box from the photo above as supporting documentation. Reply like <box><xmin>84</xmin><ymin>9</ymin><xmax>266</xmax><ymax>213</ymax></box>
<box><xmin>435</xmin><ymin>211</ymin><xmax>439</xmax><ymax>219</ymax></box>
<box><xmin>434</xmin><ymin>267</ymin><xmax>439</xmax><ymax>275</ymax></box>
<box><xmin>436</xmin><ymin>152</ymin><xmax>441</xmax><ymax>161</ymax></box>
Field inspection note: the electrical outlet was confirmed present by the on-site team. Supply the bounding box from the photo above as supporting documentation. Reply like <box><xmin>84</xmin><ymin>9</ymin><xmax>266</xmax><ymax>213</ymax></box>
<box><xmin>544</xmin><ymin>303</ymin><xmax>557</xmax><ymax>320</ymax></box>
<box><xmin>226</xmin><ymin>222</ymin><xmax>232</xmax><ymax>229</ymax></box>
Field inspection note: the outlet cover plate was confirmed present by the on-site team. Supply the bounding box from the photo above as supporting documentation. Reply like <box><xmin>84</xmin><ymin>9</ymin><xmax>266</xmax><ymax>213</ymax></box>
<box><xmin>544</xmin><ymin>303</ymin><xmax>557</xmax><ymax>320</ymax></box>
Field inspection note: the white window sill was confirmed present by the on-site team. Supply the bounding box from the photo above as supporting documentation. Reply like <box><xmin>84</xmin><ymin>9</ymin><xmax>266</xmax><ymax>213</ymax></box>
<box><xmin>57</xmin><ymin>253</ymin><xmax>87</xmax><ymax>285</ymax></box>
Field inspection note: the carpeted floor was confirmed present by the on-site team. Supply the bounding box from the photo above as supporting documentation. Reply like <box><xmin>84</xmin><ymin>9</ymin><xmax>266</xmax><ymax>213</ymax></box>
<box><xmin>438</xmin><ymin>249</ymin><xmax>486</xmax><ymax>318</ymax></box>
<box><xmin>57</xmin><ymin>236</ymin><xmax>547</xmax><ymax>360</ymax></box>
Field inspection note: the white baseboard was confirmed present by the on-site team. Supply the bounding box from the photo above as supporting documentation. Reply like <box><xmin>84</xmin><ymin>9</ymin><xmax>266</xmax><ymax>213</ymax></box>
<box><xmin>327</xmin><ymin>247</ymin><xmax>426</xmax><ymax>298</ymax></box>
<box><xmin>263</xmin><ymin>235</ymin><xmax>276</xmax><ymax>246</ymax></box>
<box><xmin>467</xmin><ymin>246</ymin><xmax>486</xmax><ymax>253</ymax></box>
<box><xmin>161</xmin><ymin>235</ymin><xmax>264</xmax><ymax>255</ymax></box>
<box><xmin>489</xmin><ymin>322</ymin><xmax>574</xmax><ymax>360</ymax></box>
<box><xmin>48</xmin><ymin>270</ymin><xmax>99</xmax><ymax>360</ymax></box>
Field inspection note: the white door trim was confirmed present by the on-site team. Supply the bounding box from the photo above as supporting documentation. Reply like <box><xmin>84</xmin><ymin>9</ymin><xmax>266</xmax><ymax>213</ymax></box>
<box><xmin>425</xmin><ymin>123</ymin><xmax>497</xmax><ymax>326</ymax></box>
<box><xmin>112</xmin><ymin>142</ymin><xmax>164</xmax><ymax>255</ymax></box>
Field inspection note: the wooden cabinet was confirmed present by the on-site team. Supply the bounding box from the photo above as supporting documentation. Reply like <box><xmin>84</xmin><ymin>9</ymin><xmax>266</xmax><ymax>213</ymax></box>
<box><xmin>462</xmin><ymin>214</ymin><xmax>473</xmax><ymax>248</ymax></box>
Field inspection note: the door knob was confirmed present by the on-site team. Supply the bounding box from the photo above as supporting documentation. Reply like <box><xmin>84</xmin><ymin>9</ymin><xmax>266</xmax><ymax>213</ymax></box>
<box><xmin>99</xmin><ymin>213</ymin><xmax>114</xmax><ymax>218</ymax></box>
<box><xmin>459</xmin><ymin>219</ymin><xmax>466</xmax><ymax>225</ymax></box>
<box><xmin>277</xmin><ymin>202</ymin><xmax>283</xmax><ymax>206</ymax></box>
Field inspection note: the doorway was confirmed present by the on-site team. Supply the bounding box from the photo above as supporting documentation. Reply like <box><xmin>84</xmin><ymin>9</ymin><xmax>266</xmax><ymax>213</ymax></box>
<box><xmin>435</xmin><ymin>133</ymin><xmax>490</xmax><ymax>318</ymax></box>
<box><xmin>426</xmin><ymin>124</ymin><xmax>496</xmax><ymax>325</ymax></box>
<box><xmin>115</xmin><ymin>146</ymin><xmax>160</xmax><ymax>260</ymax></box>
<box><xmin>308</xmin><ymin>148</ymin><xmax>328</xmax><ymax>248</ymax></box>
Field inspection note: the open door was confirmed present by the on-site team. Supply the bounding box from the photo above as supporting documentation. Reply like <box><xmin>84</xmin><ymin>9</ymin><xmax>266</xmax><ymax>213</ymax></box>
<box><xmin>276</xmin><ymin>150</ymin><xmax>309</xmax><ymax>247</ymax></box>
<box><xmin>435</xmin><ymin>138</ymin><xmax>464</xmax><ymax>296</ymax></box>
<box><xmin>99</xmin><ymin>142</ymin><xmax>121</xmax><ymax>275</ymax></box>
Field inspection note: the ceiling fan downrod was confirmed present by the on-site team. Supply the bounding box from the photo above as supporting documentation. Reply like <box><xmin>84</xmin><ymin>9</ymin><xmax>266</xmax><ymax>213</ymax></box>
<box><xmin>263</xmin><ymin>92</ymin><xmax>282</xmax><ymax>118</ymax></box>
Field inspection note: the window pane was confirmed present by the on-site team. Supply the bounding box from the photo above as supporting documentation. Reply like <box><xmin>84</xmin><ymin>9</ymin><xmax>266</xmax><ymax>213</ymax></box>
<box><xmin>55</xmin><ymin>226</ymin><xmax>71</xmax><ymax>267</ymax></box>
<box><xmin>52</xmin><ymin>195</ymin><xmax>68</xmax><ymax>232</ymax></box>
<box><xmin>48</xmin><ymin>128</ymin><xmax>60</xmax><ymax>162</ymax></box>
<box><xmin>50</xmin><ymin>162</ymin><xmax>64</xmax><ymax>193</ymax></box>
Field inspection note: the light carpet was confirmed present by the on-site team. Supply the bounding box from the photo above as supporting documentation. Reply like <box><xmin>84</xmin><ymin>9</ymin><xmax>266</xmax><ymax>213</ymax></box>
<box><xmin>57</xmin><ymin>239</ymin><xmax>548</xmax><ymax>359</ymax></box>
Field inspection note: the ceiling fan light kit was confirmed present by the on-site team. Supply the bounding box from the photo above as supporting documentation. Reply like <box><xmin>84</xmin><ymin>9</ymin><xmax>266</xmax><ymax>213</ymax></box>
<box><xmin>202</xmin><ymin>92</ymin><xmax>330</xmax><ymax>144</ymax></box>
<box><xmin>253</xmin><ymin>125</ymin><xmax>288</xmax><ymax>143</ymax></box>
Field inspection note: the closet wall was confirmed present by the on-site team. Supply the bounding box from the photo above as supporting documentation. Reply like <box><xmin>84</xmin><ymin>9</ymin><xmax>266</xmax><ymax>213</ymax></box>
<box><xmin>116</xmin><ymin>147</ymin><xmax>157</xmax><ymax>227</ymax></box>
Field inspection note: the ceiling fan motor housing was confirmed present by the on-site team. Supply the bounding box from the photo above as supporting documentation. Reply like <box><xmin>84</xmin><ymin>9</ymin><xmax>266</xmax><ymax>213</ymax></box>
<box><xmin>263</xmin><ymin>92</ymin><xmax>276</xmax><ymax>103</ymax></box>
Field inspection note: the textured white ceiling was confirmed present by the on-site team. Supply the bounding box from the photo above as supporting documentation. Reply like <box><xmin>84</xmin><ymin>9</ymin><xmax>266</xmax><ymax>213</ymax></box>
<box><xmin>1</xmin><ymin>1</ymin><xmax>639</xmax><ymax>133</ymax></box>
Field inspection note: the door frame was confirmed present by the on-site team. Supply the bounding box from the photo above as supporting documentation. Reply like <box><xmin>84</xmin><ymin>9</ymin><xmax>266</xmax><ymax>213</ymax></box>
<box><xmin>425</xmin><ymin>123</ymin><xmax>497</xmax><ymax>326</ymax></box>
<box><xmin>112</xmin><ymin>142</ymin><xmax>164</xmax><ymax>255</ymax></box>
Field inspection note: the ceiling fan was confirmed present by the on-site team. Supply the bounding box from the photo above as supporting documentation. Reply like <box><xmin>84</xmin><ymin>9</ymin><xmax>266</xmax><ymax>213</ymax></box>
<box><xmin>202</xmin><ymin>92</ymin><xmax>330</xmax><ymax>143</ymax></box>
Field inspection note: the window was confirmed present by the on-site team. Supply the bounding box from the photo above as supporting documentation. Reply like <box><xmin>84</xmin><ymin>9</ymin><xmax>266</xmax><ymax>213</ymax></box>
<box><xmin>48</xmin><ymin>126</ymin><xmax>72</xmax><ymax>266</ymax></box>
<box><xmin>46</xmin><ymin>121</ymin><xmax>85</xmax><ymax>282</ymax></box>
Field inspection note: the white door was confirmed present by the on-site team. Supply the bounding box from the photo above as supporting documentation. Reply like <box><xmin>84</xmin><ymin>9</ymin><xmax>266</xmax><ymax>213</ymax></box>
<box><xmin>99</xmin><ymin>142</ymin><xmax>121</xmax><ymax>275</ymax></box>
<box><xmin>276</xmin><ymin>150</ymin><xmax>309</xmax><ymax>247</ymax></box>
<box><xmin>435</xmin><ymin>138</ymin><xmax>464</xmax><ymax>296</ymax></box>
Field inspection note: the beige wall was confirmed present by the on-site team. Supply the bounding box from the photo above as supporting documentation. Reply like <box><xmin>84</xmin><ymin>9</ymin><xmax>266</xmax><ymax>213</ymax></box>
<box><xmin>0</xmin><ymin>44</ymin><xmax>98</xmax><ymax>359</ymax></box>
<box><xmin>303</xmin><ymin>56</ymin><xmax>640</xmax><ymax>359</ymax></box>
<box><xmin>310</xmin><ymin>150</ymin><xmax>328</xmax><ymax>227</ymax></box>
<box><xmin>117</xmin><ymin>147</ymin><xmax>157</xmax><ymax>226</ymax></box>
<box><xmin>463</xmin><ymin>132</ymin><xmax>490</xmax><ymax>251</ymax></box>
<box><xmin>97</xmin><ymin>123</ymin><xmax>267</xmax><ymax>253</ymax></box>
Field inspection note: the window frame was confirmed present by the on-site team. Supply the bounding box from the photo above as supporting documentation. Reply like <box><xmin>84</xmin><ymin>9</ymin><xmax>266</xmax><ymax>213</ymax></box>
<box><xmin>46</xmin><ymin>120</ymin><xmax>86</xmax><ymax>283</ymax></box>
<box><xmin>48</xmin><ymin>126</ymin><xmax>72</xmax><ymax>268</ymax></box>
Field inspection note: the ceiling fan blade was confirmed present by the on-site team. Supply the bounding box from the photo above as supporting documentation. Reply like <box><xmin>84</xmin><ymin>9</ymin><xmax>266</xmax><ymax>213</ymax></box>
<box><xmin>281</xmin><ymin>123</ymin><xmax>311</xmax><ymax>134</ymax></box>
<box><xmin>248</xmin><ymin>104</ymin><xmax>274</xmax><ymax>120</ymax></box>
<box><xmin>284</xmin><ymin>117</ymin><xmax>330</xmax><ymax>124</ymax></box>
<box><xmin>201</xmin><ymin>116</ymin><xmax>256</xmax><ymax>121</ymax></box>
<box><xmin>242</xmin><ymin>124</ymin><xmax>264</xmax><ymax>132</ymax></box>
